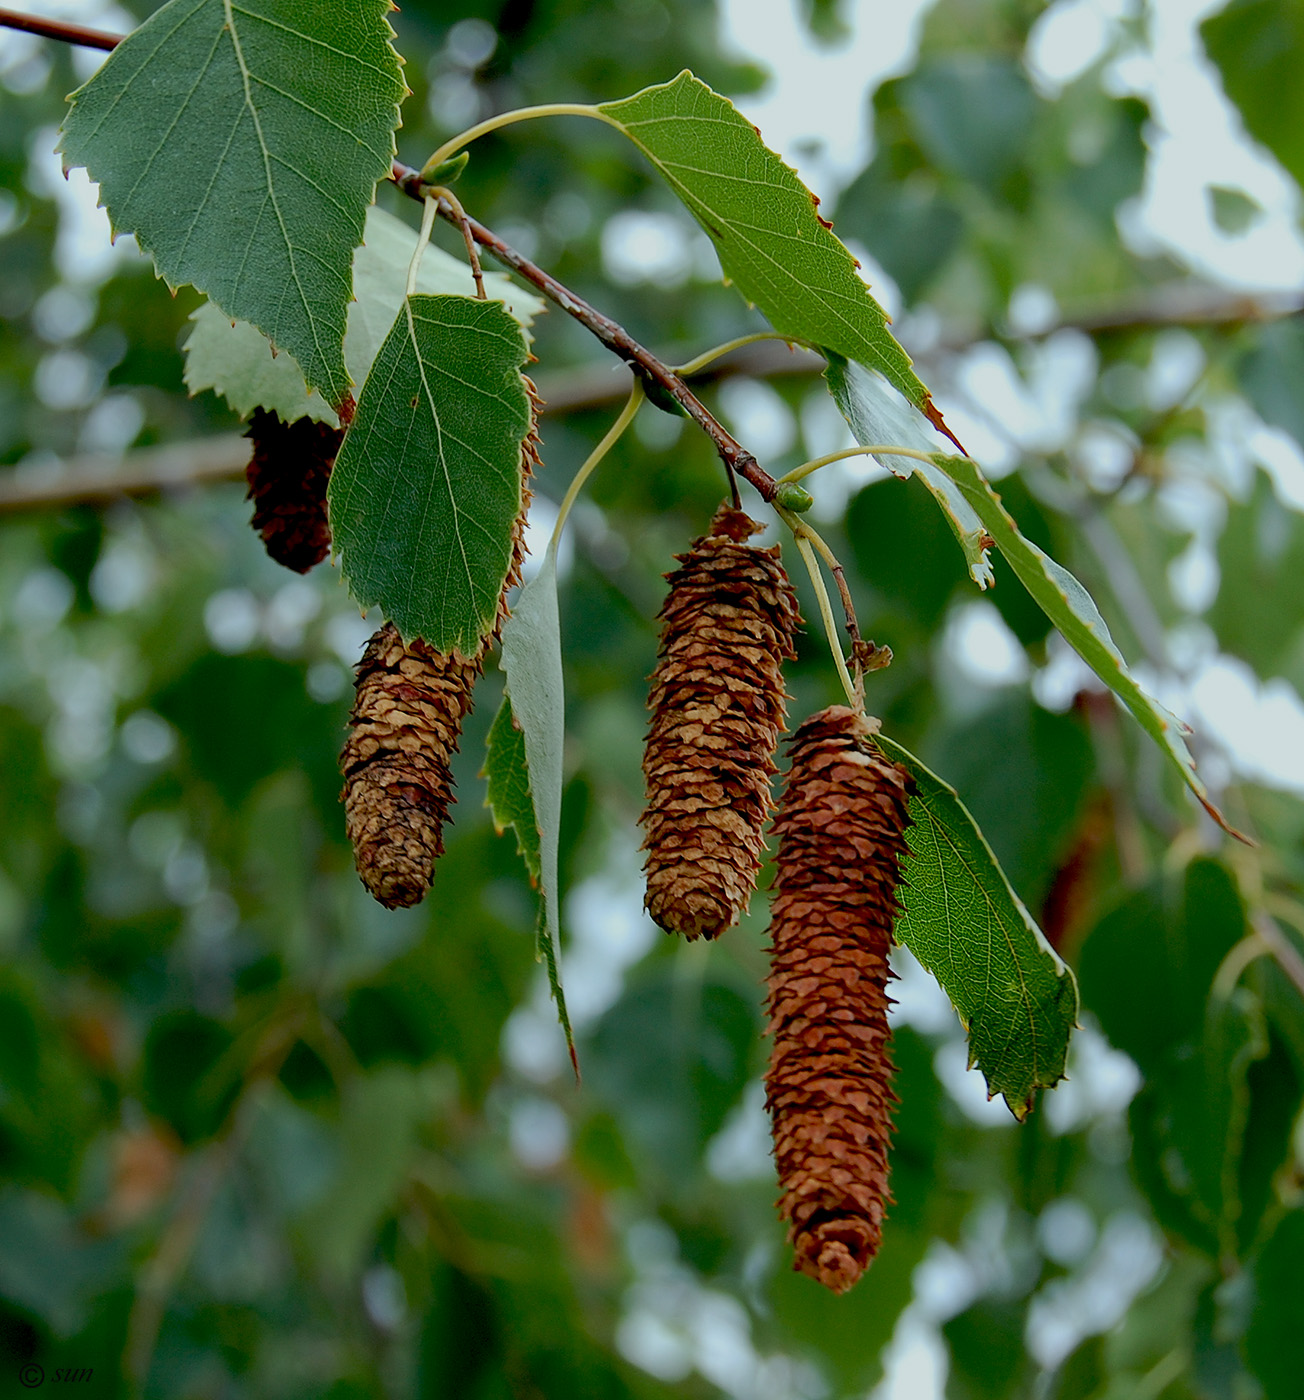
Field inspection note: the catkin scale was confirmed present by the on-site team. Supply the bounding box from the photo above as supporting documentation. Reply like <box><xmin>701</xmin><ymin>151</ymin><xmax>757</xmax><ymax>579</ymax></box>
<box><xmin>765</xmin><ymin>705</ymin><xmax>914</xmax><ymax>1293</ymax></box>
<box><xmin>244</xmin><ymin>408</ymin><xmax>342</xmax><ymax>573</ymax></box>
<box><xmin>339</xmin><ymin>379</ymin><xmax>542</xmax><ymax>908</ymax></box>
<box><xmin>639</xmin><ymin>505</ymin><xmax>800</xmax><ymax>940</ymax></box>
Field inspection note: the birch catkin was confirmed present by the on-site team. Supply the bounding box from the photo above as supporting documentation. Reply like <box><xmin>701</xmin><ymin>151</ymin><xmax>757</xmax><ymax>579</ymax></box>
<box><xmin>765</xmin><ymin>705</ymin><xmax>914</xmax><ymax>1292</ymax></box>
<box><xmin>340</xmin><ymin>380</ymin><xmax>542</xmax><ymax>908</ymax></box>
<box><xmin>640</xmin><ymin>505</ymin><xmax>800</xmax><ymax>940</ymax></box>
<box><xmin>244</xmin><ymin>408</ymin><xmax>342</xmax><ymax>573</ymax></box>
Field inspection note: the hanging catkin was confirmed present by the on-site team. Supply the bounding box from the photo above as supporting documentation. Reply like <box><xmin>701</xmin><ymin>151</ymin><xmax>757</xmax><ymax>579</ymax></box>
<box><xmin>639</xmin><ymin>504</ymin><xmax>801</xmax><ymax>940</ymax></box>
<box><xmin>244</xmin><ymin>408</ymin><xmax>343</xmax><ymax>573</ymax></box>
<box><xmin>339</xmin><ymin>380</ymin><xmax>541</xmax><ymax>908</ymax></box>
<box><xmin>765</xmin><ymin>705</ymin><xmax>914</xmax><ymax>1293</ymax></box>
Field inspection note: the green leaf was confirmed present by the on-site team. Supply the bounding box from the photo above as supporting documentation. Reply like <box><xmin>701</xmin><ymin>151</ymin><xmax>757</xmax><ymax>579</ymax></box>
<box><xmin>1209</xmin><ymin>184</ymin><xmax>1263</xmax><ymax>235</ymax></box>
<box><xmin>184</xmin><ymin>206</ymin><xmax>544</xmax><ymax>427</ymax></box>
<box><xmin>184</xmin><ymin>304</ymin><xmax>329</xmax><ymax>426</ymax></box>
<box><xmin>1236</xmin><ymin>318</ymin><xmax>1304</xmax><ymax>451</ymax></box>
<box><xmin>1079</xmin><ymin>859</ymin><xmax>1261</xmax><ymax>1256</ymax></box>
<box><xmin>298</xmin><ymin>1065</ymin><xmax>424</xmax><ymax>1282</ymax></box>
<box><xmin>59</xmin><ymin>0</ymin><xmax>406</xmax><ymax>407</ymax></box>
<box><xmin>328</xmin><ymin>294</ymin><xmax>531</xmax><ymax>654</ymax></box>
<box><xmin>932</xmin><ymin>450</ymin><xmax>1237</xmax><ymax>834</ymax></box>
<box><xmin>483</xmin><ymin>697</ymin><xmax>541</xmax><ymax>885</ymax></box>
<box><xmin>1209</xmin><ymin>470</ymin><xmax>1304</xmax><ymax>676</ymax></box>
<box><xmin>585</xmin><ymin>970</ymin><xmax>757</xmax><ymax>1177</ymax></box>
<box><xmin>1202</xmin><ymin>0</ymin><xmax>1304</xmax><ymax>193</ymax></box>
<box><xmin>597</xmin><ymin>71</ymin><xmax>946</xmax><ymax>428</ymax></box>
<box><xmin>498</xmin><ymin>542</ymin><xmax>574</xmax><ymax>1065</ymax></box>
<box><xmin>1246</xmin><ymin>1209</ymin><xmax>1304</xmax><ymax>1399</ymax></box>
<box><xmin>827</xmin><ymin>356</ymin><xmax>994</xmax><ymax>584</ymax></box>
<box><xmin>876</xmin><ymin>733</ymin><xmax>1078</xmax><ymax>1119</ymax></box>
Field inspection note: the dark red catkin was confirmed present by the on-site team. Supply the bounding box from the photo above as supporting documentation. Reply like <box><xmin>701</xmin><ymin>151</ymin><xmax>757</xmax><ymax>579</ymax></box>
<box><xmin>339</xmin><ymin>380</ymin><xmax>541</xmax><ymax>908</ymax></box>
<box><xmin>244</xmin><ymin>408</ymin><xmax>343</xmax><ymax>573</ymax></box>
<box><xmin>765</xmin><ymin>705</ymin><xmax>914</xmax><ymax>1293</ymax></box>
<box><xmin>638</xmin><ymin>504</ymin><xmax>801</xmax><ymax>940</ymax></box>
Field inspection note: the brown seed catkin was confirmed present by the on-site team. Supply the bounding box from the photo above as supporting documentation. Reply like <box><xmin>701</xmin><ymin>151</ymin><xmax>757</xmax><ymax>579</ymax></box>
<box><xmin>639</xmin><ymin>504</ymin><xmax>801</xmax><ymax>940</ymax></box>
<box><xmin>244</xmin><ymin>408</ymin><xmax>343</xmax><ymax>573</ymax></box>
<box><xmin>339</xmin><ymin>379</ymin><xmax>542</xmax><ymax>909</ymax></box>
<box><xmin>765</xmin><ymin>705</ymin><xmax>914</xmax><ymax>1293</ymax></box>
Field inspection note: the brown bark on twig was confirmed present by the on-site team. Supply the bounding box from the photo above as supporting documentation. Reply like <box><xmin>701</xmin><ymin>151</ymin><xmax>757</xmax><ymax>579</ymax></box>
<box><xmin>0</xmin><ymin>8</ymin><xmax>119</xmax><ymax>49</ymax></box>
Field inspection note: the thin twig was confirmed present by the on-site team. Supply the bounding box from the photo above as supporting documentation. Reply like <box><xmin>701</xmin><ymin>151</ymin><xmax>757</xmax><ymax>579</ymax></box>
<box><xmin>0</xmin><ymin>7</ymin><xmax>118</xmax><ymax>49</ymax></box>
<box><xmin>433</xmin><ymin>189</ymin><xmax>485</xmax><ymax>299</ymax></box>
<box><xmin>0</xmin><ymin>434</ymin><xmax>250</xmax><ymax>513</ymax></box>
<box><xmin>828</xmin><ymin>560</ymin><xmax>860</xmax><ymax>647</ymax></box>
<box><xmin>391</xmin><ymin>159</ymin><xmax>778</xmax><ymax>503</ymax></box>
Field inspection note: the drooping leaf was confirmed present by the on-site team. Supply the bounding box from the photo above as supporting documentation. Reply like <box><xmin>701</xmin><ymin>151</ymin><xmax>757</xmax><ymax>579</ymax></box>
<box><xmin>928</xmin><ymin>450</ymin><xmax>1237</xmax><ymax>833</ymax></box>
<box><xmin>827</xmin><ymin>356</ymin><xmax>994</xmax><ymax>584</ymax></box>
<box><xmin>183</xmin><ymin>206</ymin><xmax>543</xmax><ymax>427</ymax></box>
<box><xmin>498</xmin><ymin>543</ymin><xmax>574</xmax><ymax>1066</ymax></box>
<box><xmin>876</xmin><ymin>733</ymin><xmax>1078</xmax><ymax>1119</ymax></box>
<box><xmin>483</xmin><ymin>697</ymin><xmax>541</xmax><ymax>886</ymax></box>
<box><xmin>597</xmin><ymin>71</ymin><xmax>949</xmax><ymax>432</ymax></box>
<box><xmin>1201</xmin><ymin>0</ymin><xmax>1304</xmax><ymax>193</ymax></box>
<box><xmin>328</xmin><ymin>295</ymin><xmax>531</xmax><ymax>654</ymax></box>
<box><xmin>59</xmin><ymin>0</ymin><xmax>406</xmax><ymax>407</ymax></box>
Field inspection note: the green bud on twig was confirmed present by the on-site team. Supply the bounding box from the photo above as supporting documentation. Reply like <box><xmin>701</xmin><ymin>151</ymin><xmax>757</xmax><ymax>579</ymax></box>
<box><xmin>774</xmin><ymin>482</ymin><xmax>814</xmax><ymax>513</ymax></box>
<box><xmin>419</xmin><ymin>151</ymin><xmax>470</xmax><ymax>186</ymax></box>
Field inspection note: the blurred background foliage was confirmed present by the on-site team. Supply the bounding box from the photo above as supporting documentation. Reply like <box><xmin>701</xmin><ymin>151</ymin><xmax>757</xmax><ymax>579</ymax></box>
<box><xmin>0</xmin><ymin>0</ymin><xmax>1303</xmax><ymax>1396</ymax></box>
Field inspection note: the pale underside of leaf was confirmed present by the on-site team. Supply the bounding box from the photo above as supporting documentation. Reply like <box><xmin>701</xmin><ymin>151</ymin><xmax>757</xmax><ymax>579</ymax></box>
<box><xmin>498</xmin><ymin>546</ymin><xmax>575</xmax><ymax>1068</ymax></box>
<box><xmin>327</xmin><ymin>294</ymin><xmax>530</xmax><ymax>655</ymax></box>
<box><xmin>598</xmin><ymin>71</ymin><xmax>944</xmax><ymax>423</ymax></box>
<box><xmin>827</xmin><ymin>356</ymin><xmax>995</xmax><ymax>586</ymax></box>
<box><xmin>483</xmin><ymin>697</ymin><xmax>542</xmax><ymax>886</ymax></box>
<box><xmin>183</xmin><ymin>205</ymin><xmax>544</xmax><ymax>427</ymax></box>
<box><xmin>878</xmin><ymin>733</ymin><xmax>1078</xmax><ymax>1119</ymax></box>
<box><xmin>932</xmin><ymin>451</ymin><xmax>1239</xmax><ymax>835</ymax></box>
<box><xmin>59</xmin><ymin>0</ymin><xmax>406</xmax><ymax>407</ymax></box>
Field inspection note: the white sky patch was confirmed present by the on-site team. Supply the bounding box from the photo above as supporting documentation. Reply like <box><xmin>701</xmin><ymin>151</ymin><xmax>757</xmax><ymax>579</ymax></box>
<box><xmin>718</xmin><ymin>0</ymin><xmax>937</xmax><ymax>194</ymax></box>
<box><xmin>1189</xmin><ymin>656</ymin><xmax>1304</xmax><ymax>795</ymax></box>
<box><xmin>1026</xmin><ymin>0</ymin><xmax>1129</xmax><ymax>96</ymax></box>
<box><xmin>1025</xmin><ymin>1212</ymin><xmax>1164</xmax><ymax>1368</ymax></box>
<box><xmin>716</xmin><ymin>377</ymin><xmax>798</xmax><ymax>462</ymax></box>
<box><xmin>1107</xmin><ymin>0</ymin><xmax>1304</xmax><ymax>290</ymax></box>
<box><xmin>940</xmin><ymin>600</ymin><xmax>1032</xmax><ymax>690</ymax></box>
<box><xmin>28</xmin><ymin>126</ymin><xmax>144</xmax><ymax>286</ymax></box>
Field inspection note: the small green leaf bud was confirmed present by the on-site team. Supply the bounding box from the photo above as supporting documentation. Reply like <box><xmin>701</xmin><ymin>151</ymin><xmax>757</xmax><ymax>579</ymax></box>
<box><xmin>774</xmin><ymin>482</ymin><xmax>814</xmax><ymax>513</ymax></box>
<box><xmin>419</xmin><ymin>151</ymin><xmax>470</xmax><ymax>186</ymax></box>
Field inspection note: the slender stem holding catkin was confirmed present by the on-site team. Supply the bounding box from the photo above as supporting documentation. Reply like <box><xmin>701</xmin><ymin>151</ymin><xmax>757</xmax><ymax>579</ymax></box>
<box><xmin>423</xmin><ymin>104</ymin><xmax>624</xmax><ymax>178</ymax></box>
<box><xmin>435</xmin><ymin>189</ymin><xmax>486</xmax><ymax>299</ymax></box>
<box><xmin>674</xmin><ymin>332</ymin><xmax>799</xmax><ymax>377</ymax></box>
<box><xmin>551</xmin><ymin>382</ymin><xmax>645</xmax><ymax>550</ymax></box>
<box><xmin>809</xmin><ymin>538</ymin><xmax>861</xmax><ymax>648</ymax></box>
<box><xmin>779</xmin><ymin>507</ymin><xmax>863</xmax><ymax>649</ymax></box>
<box><xmin>780</xmin><ymin>510</ymin><xmax>857</xmax><ymax>709</ymax></box>
<box><xmin>405</xmin><ymin>196</ymin><xmax>439</xmax><ymax>298</ymax></box>
<box><xmin>779</xmin><ymin>443</ymin><xmax>938</xmax><ymax>485</ymax></box>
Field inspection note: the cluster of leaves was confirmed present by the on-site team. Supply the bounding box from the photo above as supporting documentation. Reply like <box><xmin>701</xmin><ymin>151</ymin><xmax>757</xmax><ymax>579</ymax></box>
<box><xmin>0</xmin><ymin>0</ymin><xmax>1300</xmax><ymax>1396</ymax></box>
